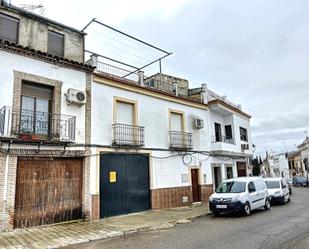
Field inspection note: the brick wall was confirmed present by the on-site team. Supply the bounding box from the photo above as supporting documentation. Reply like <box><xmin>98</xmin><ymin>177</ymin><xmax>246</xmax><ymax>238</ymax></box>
<box><xmin>151</xmin><ymin>184</ymin><xmax>214</xmax><ymax>210</ymax></box>
<box><xmin>0</xmin><ymin>155</ymin><xmax>6</xmax><ymax>230</ymax></box>
<box><xmin>200</xmin><ymin>184</ymin><xmax>214</xmax><ymax>202</ymax></box>
<box><xmin>151</xmin><ymin>186</ymin><xmax>193</xmax><ymax>209</ymax></box>
<box><xmin>91</xmin><ymin>194</ymin><xmax>100</xmax><ymax>220</ymax></box>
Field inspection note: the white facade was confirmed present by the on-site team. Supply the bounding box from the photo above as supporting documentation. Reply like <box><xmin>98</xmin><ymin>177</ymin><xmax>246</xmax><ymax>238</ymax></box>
<box><xmin>89</xmin><ymin>75</ymin><xmax>253</xmax><ymax>199</ymax></box>
<box><xmin>0</xmin><ymin>50</ymin><xmax>87</xmax><ymax>143</ymax></box>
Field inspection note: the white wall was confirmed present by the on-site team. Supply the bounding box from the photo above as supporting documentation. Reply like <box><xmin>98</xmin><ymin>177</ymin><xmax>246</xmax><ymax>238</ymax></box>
<box><xmin>0</xmin><ymin>50</ymin><xmax>87</xmax><ymax>143</ymax></box>
<box><xmin>209</xmin><ymin>109</ymin><xmax>253</xmax><ymax>155</ymax></box>
<box><xmin>90</xmin><ymin>81</ymin><xmax>213</xmax><ymax>193</ymax></box>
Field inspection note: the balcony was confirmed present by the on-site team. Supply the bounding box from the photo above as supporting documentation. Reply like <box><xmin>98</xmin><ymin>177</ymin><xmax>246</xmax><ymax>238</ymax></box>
<box><xmin>112</xmin><ymin>123</ymin><xmax>145</xmax><ymax>147</ymax></box>
<box><xmin>212</xmin><ymin>135</ymin><xmax>235</xmax><ymax>144</ymax></box>
<box><xmin>0</xmin><ymin>106</ymin><xmax>76</xmax><ymax>142</ymax></box>
<box><xmin>169</xmin><ymin>131</ymin><xmax>192</xmax><ymax>150</ymax></box>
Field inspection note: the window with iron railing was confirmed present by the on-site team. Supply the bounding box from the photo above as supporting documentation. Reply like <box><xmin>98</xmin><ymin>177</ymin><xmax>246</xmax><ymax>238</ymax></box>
<box><xmin>169</xmin><ymin>131</ymin><xmax>192</xmax><ymax>150</ymax></box>
<box><xmin>112</xmin><ymin>123</ymin><xmax>144</xmax><ymax>147</ymax></box>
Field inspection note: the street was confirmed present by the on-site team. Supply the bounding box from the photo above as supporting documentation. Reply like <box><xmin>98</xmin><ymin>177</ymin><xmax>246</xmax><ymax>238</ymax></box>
<box><xmin>69</xmin><ymin>188</ymin><xmax>309</xmax><ymax>249</ymax></box>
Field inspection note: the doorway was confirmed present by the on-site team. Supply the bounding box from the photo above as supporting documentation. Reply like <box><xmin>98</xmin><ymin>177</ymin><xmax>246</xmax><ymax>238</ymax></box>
<box><xmin>213</xmin><ymin>166</ymin><xmax>222</xmax><ymax>190</ymax></box>
<box><xmin>191</xmin><ymin>169</ymin><xmax>201</xmax><ymax>202</ymax></box>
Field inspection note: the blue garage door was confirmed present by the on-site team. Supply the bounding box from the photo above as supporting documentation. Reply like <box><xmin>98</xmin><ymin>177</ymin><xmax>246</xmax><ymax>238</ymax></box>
<box><xmin>100</xmin><ymin>153</ymin><xmax>150</xmax><ymax>218</ymax></box>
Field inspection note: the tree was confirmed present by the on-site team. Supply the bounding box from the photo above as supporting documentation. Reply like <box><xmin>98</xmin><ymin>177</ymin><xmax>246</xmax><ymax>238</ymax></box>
<box><xmin>252</xmin><ymin>157</ymin><xmax>260</xmax><ymax>176</ymax></box>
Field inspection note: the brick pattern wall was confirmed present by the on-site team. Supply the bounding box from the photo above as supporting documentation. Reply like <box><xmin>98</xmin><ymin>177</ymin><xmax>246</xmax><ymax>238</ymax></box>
<box><xmin>0</xmin><ymin>155</ymin><xmax>6</xmax><ymax>230</ymax></box>
<box><xmin>200</xmin><ymin>184</ymin><xmax>214</xmax><ymax>202</ymax></box>
<box><xmin>6</xmin><ymin>156</ymin><xmax>18</xmax><ymax>230</ymax></box>
<box><xmin>151</xmin><ymin>184</ymin><xmax>214</xmax><ymax>210</ymax></box>
<box><xmin>91</xmin><ymin>194</ymin><xmax>100</xmax><ymax>220</ymax></box>
<box><xmin>151</xmin><ymin>186</ymin><xmax>193</xmax><ymax>210</ymax></box>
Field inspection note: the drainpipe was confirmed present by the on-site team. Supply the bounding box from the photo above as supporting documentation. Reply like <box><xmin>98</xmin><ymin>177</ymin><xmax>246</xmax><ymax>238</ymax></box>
<box><xmin>2</xmin><ymin>154</ymin><xmax>9</xmax><ymax>231</ymax></box>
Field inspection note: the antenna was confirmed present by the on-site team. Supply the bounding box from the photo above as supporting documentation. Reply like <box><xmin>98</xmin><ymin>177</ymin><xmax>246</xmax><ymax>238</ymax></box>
<box><xmin>18</xmin><ymin>4</ymin><xmax>45</xmax><ymax>15</ymax></box>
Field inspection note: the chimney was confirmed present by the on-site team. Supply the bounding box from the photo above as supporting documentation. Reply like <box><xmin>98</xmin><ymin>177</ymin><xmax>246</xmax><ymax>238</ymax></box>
<box><xmin>201</xmin><ymin>83</ymin><xmax>208</xmax><ymax>103</ymax></box>
<box><xmin>172</xmin><ymin>81</ymin><xmax>178</xmax><ymax>96</ymax></box>
<box><xmin>138</xmin><ymin>71</ymin><xmax>144</xmax><ymax>85</ymax></box>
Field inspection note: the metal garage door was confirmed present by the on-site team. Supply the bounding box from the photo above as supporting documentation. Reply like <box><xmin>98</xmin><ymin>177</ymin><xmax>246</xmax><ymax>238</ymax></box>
<box><xmin>14</xmin><ymin>158</ymin><xmax>83</xmax><ymax>228</ymax></box>
<box><xmin>100</xmin><ymin>153</ymin><xmax>150</xmax><ymax>218</ymax></box>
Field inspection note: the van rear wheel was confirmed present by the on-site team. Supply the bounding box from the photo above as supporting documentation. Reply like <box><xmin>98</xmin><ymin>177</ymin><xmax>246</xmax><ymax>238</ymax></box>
<box><xmin>264</xmin><ymin>198</ymin><xmax>271</xmax><ymax>210</ymax></box>
<box><xmin>244</xmin><ymin>202</ymin><xmax>251</xmax><ymax>216</ymax></box>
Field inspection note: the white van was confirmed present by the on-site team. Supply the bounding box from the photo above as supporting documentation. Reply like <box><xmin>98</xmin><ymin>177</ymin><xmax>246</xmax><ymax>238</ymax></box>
<box><xmin>264</xmin><ymin>178</ymin><xmax>290</xmax><ymax>204</ymax></box>
<box><xmin>209</xmin><ymin>177</ymin><xmax>271</xmax><ymax>216</ymax></box>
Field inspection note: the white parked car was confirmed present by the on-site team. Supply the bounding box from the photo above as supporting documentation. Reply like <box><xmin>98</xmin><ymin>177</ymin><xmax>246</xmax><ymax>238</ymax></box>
<box><xmin>209</xmin><ymin>177</ymin><xmax>271</xmax><ymax>216</ymax></box>
<box><xmin>264</xmin><ymin>178</ymin><xmax>290</xmax><ymax>204</ymax></box>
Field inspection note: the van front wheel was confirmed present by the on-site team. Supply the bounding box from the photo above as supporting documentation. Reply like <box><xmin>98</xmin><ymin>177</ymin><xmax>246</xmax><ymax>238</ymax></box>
<box><xmin>244</xmin><ymin>202</ymin><xmax>251</xmax><ymax>216</ymax></box>
<box><xmin>264</xmin><ymin>198</ymin><xmax>271</xmax><ymax>210</ymax></box>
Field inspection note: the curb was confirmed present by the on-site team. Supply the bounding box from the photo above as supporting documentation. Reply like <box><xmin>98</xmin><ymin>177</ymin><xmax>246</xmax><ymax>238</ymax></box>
<box><xmin>59</xmin><ymin>210</ymin><xmax>212</xmax><ymax>248</ymax></box>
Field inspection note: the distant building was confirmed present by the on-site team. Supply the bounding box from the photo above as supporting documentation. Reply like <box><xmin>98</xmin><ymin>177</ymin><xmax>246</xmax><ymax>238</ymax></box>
<box><xmin>262</xmin><ymin>153</ymin><xmax>289</xmax><ymax>179</ymax></box>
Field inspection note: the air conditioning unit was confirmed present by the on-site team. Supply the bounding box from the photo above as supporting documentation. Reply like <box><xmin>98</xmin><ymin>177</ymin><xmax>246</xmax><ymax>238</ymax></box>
<box><xmin>66</xmin><ymin>88</ymin><xmax>86</xmax><ymax>106</ymax></box>
<box><xmin>241</xmin><ymin>144</ymin><xmax>249</xmax><ymax>151</ymax></box>
<box><xmin>193</xmin><ymin>119</ymin><xmax>204</xmax><ymax>129</ymax></box>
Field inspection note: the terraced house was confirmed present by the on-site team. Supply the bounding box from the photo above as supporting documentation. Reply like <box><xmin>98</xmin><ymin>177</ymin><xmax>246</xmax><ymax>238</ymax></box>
<box><xmin>0</xmin><ymin>1</ymin><xmax>253</xmax><ymax>230</ymax></box>
<box><xmin>0</xmin><ymin>1</ymin><xmax>94</xmax><ymax>230</ymax></box>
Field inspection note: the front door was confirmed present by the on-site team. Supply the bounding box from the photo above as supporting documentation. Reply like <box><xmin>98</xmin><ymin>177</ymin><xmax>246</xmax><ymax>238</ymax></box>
<box><xmin>191</xmin><ymin>169</ymin><xmax>200</xmax><ymax>202</ymax></box>
<box><xmin>237</xmin><ymin>162</ymin><xmax>247</xmax><ymax>177</ymax></box>
<box><xmin>100</xmin><ymin>153</ymin><xmax>150</xmax><ymax>218</ymax></box>
<box><xmin>213</xmin><ymin>166</ymin><xmax>221</xmax><ymax>189</ymax></box>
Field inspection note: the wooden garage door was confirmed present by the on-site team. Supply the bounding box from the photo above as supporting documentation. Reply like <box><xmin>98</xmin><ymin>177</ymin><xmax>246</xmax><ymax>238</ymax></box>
<box><xmin>14</xmin><ymin>158</ymin><xmax>83</xmax><ymax>228</ymax></box>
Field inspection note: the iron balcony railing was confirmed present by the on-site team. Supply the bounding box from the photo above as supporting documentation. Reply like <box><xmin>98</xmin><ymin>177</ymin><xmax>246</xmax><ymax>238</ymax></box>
<box><xmin>169</xmin><ymin>131</ymin><xmax>193</xmax><ymax>150</ymax></box>
<box><xmin>212</xmin><ymin>135</ymin><xmax>235</xmax><ymax>144</ymax></box>
<box><xmin>0</xmin><ymin>106</ymin><xmax>76</xmax><ymax>142</ymax></box>
<box><xmin>112</xmin><ymin>123</ymin><xmax>145</xmax><ymax>147</ymax></box>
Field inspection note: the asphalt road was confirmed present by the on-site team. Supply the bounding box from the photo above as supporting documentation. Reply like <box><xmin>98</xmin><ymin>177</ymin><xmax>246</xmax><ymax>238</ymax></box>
<box><xmin>70</xmin><ymin>188</ymin><xmax>309</xmax><ymax>249</ymax></box>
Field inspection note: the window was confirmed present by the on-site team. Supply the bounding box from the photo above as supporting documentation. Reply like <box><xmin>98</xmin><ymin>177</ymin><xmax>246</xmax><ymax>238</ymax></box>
<box><xmin>214</xmin><ymin>123</ymin><xmax>222</xmax><ymax>142</ymax></box>
<box><xmin>48</xmin><ymin>30</ymin><xmax>64</xmax><ymax>57</ymax></box>
<box><xmin>240</xmin><ymin>127</ymin><xmax>248</xmax><ymax>141</ymax></box>
<box><xmin>216</xmin><ymin>181</ymin><xmax>246</xmax><ymax>193</ymax></box>
<box><xmin>170</xmin><ymin>112</ymin><xmax>184</xmax><ymax>132</ymax></box>
<box><xmin>116</xmin><ymin>101</ymin><xmax>135</xmax><ymax>125</ymax></box>
<box><xmin>225</xmin><ymin>125</ymin><xmax>233</xmax><ymax>139</ymax></box>
<box><xmin>0</xmin><ymin>13</ymin><xmax>19</xmax><ymax>43</ymax></box>
<box><xmin>20</xmin><ymin>82</ymin><xmax>52</xmax><ymax>136</ymax></box>
<box><xmin>248</xmin><ymin>182</ymin><xmax>256</xmax><ymax>192</ymax></box>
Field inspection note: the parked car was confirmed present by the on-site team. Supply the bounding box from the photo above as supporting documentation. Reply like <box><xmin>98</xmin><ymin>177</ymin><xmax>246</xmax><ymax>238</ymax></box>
<box><xmin>292</xmin><ymin>176</ymin><xmax>308</xmax><ymax>187</ymax></box>
<box><xmin>265</xmin><ymin>178</ymin><xmax>290</xmax><ymax>204</ymax></box>
<box><xmin>208</xmin><ymin>177</ymin><xmax>271</xmax><ymax>216</ymax></box>
<box><xmin>286</xmin><ymin>178</ymin><xmax>292</xmax><ymax>195</ymax></box>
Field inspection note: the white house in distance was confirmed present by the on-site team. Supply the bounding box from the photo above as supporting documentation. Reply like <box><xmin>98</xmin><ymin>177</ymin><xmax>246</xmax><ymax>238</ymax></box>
<box><xmin>87</xmin><ymin>55</ymin><xmax>253</xmax><ymax>219</ymax></box>
<box><xmin>0</xmin><ymin>2</ymin><xmax>94</xmax><ymax>230</ymax></box>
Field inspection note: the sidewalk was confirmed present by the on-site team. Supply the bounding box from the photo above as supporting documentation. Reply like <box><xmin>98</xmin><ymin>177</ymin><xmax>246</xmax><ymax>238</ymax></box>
<box><xmin>0</xmin><ymin>204</ymin><xmax>210</xmax><ymax>249</ymax></box>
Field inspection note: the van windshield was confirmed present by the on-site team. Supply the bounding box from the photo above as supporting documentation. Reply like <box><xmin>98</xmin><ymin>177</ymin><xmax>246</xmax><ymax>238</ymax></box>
<box><xmin>266</xmin><ymin>181</ymin><xmax>280</xmax><ymax>189</ymax></box>
<box><xmin>216</xmin><ymin>181</ymin><xmax>246</xmax><ymax>193</ymax></box>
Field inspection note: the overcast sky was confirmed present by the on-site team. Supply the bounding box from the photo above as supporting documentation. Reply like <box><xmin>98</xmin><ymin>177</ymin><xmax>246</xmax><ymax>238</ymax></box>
<box><xmin>12</xmin><ymin>0</ymin><xmax>309</xmax><ymax>157</ymax></box>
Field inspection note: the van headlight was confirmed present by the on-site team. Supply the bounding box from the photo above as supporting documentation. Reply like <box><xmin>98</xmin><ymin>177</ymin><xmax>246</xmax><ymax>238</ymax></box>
<box><xmin>232</xmin><ymin>195</ymin><xmax>241</xmax><ymax>202</ymax></box>
<box><xmin>209</xmin><ymin>195</ymin><xmax>213</xmax><ymax>202</ymax></box>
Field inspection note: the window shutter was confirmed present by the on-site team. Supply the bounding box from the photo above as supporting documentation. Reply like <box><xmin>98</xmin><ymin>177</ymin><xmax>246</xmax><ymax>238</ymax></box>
<box><xmin>0</xmin><ymin>13</ymin><xmax>19</xmax><ymax>43</ymax></box>
<box><xmin>21</xmin><ymin>82</ymin><xmax>53</xmax><ymax>100</ymax></box>
<box><xmin>48</xmin><ymin>30</ymin><xmax>64</xmax><ymax>57</ymax></box>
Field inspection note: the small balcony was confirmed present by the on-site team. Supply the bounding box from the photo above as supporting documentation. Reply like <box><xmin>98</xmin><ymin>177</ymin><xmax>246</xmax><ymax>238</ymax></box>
<box><xmin>169</xmin><ymin>131</ymin><xmax>193</xmax><ymax>150</ymax></box>
<box><xmin>112</xmin><ymin>123</ymin><xmax>145</xmax><ymax>147</ymax></box>
<box><xmin>0</xmin><ymin>106</ymin><xmax>76</xmax><ymax>142</ymax></box>
<box><xmin>212</xmin><ymin>135</ymin><xmax>235</xmax><ymax>144</ymax></box>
